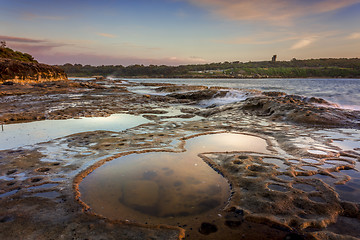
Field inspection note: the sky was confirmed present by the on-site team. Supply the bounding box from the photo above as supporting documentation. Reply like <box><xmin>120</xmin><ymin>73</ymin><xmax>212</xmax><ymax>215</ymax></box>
<box><xmin>1</xmin><ymin>0</ymin><xmax>360</xmax><ymax>66</ymax></box>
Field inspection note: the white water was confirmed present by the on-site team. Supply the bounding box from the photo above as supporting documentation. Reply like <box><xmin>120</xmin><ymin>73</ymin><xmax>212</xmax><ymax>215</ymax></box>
<box><xmin>199</xmin><ymin>89</ymin><xmax>252</xmax><ymax>107</ymax></box>
<box><xmin>129</xmin><ymin>78</ymin><xmax>360</xmax><ymax>111</ymax></box>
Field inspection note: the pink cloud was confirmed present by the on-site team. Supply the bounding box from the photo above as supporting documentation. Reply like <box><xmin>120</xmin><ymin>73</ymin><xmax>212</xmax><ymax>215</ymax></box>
<box><xmin>2</xmin><ymin>35</ymin><xmax>85</xmax><ymax>57</ymax></box>
<box><xmin>186</xmin><ymin>0</ymin><xmax>360</xmax><ymax>24</ymax></box>
<box><xmin>7</xmin><ymin>43</ymin><xmax>68</xmax><ymax>53</ymax></box>
<box><xmin>26</xmin><ymin>52</ymin><xmax>207</xmax><ymax>66</ymax></box>
<box><xmin>1</xmin><ymin>36</ymin><xmax>206</xmax><ymax>66</ymax></box>
<box><xmin>97</xmin><ymin>33</ymin><xmax>116</xmax><ymax>38</ymax></box>
<box><xmin>347</xmin><ymin>32</ymin><xmax>360</xmax><ymax>39</ymax></box>
<box><xmin>290</xmin><ymin>38</ymin><xmax>316</xmax><ymax>50</ymax></box>
<box><xmin>1</xmin><ymin>35</ymin><xmax>71</xmax><ymax>54</ymax></box>
<box><xmin>0</xmin><ymin>35</ymin><xmax>45</xmax><ymax>43</ymax></box>
<box><xmin>215</xmin><ymin>33</ymin><xmax>298</xmax><ymax>45</ymax></box>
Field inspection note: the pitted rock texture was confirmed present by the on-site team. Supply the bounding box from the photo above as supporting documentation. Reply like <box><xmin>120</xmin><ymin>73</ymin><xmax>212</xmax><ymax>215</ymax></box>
<box><xmin>201</xmin><ymin>152</ymin><xmax>360</xmax><ymax>232</ymax></box>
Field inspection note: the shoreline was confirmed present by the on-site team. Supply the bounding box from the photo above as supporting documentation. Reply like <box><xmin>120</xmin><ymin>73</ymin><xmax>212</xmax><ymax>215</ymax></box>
<box><xmin>68</xmin><ymin>76</ymin><xmax>360</xmax><ymax>79</ymax></box>
<box><xmin>0</xmin><ymin>78</ymin><xmax>360</xmax><ymax>239</ymax></box>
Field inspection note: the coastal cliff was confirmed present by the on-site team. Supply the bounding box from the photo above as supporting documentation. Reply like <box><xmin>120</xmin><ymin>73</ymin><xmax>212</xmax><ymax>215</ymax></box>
<box><xmin>0</xmin><ymin>47</ymin><xmax>67</xmax><ymax>83</ymax></box>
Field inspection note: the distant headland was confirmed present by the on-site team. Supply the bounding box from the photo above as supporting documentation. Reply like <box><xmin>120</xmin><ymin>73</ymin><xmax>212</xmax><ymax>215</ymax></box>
<box><xmin>59</xmin><ymin>57</ymin><xmax>360</xmax><ymax>79</ymax></box>
<box><xmin>1</xmin><ymin>43</ymin><xmax>359</xmax><ymax>81</ymax></box>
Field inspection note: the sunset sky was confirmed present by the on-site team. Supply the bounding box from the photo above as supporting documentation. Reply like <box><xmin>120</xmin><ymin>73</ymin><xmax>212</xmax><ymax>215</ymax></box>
<box><xmin>1</xmin><ymin>0</ymin><xmax>360</xmax><ymax>65</ymax></box>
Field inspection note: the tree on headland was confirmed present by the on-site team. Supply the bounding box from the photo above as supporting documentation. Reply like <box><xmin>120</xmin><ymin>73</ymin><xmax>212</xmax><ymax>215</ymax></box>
<box><xmin>0</xmin><ymin>45</ymin><xmax>37</xmax><ymax>63</ymax></box>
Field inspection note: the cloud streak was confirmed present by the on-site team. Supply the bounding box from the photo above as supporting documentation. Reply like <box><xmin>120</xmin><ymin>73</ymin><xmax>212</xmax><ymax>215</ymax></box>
<box><xmin>1</xmin><ymin>35</ymin><xmax>186</xmax><ymax>66</ymax></box>
<box><xmin>215</xmin><ymin>33</ymin><xmax>298</xmax><ymax>45</ymax></box>
<box><xmin>1</xmin><ymin>35</ymin><xmax>73</xmax><ymax>57</ymax></box>
<box><xmin>0</xmin><ymin>35</ymin><xmax>45</xmax><ymax>43</ymax></box>
<box><xmin>186</xmin><ymin>0</ymin><xmax>360</xmax><ymax>24</ymax></box>
<box><xmin>291</xmin><ymin>38</ymin><xmax>316</xmax><ymax>50</ymax></box>
<box><xmin>35</xmin><ymin>52</ymin><xmax>207</xmax><ymax>66</ymax></box>
<box><xmin>7</xmin><ymin>43</ymin><xmax>68</xmax><ymax>54</ymax></box>
<box><xmin>97</xmin><ymin>33</ymin><xmax>116</xmax><ymax>38</ymax></box>
<box><xmin>347</xmin><ymin>32</ymin><xmax>360</xmax><ymax>39</ymax></box>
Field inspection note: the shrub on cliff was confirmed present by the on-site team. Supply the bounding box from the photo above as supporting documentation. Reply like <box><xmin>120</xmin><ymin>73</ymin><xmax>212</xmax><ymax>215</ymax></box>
<box><xmin>0</xmin><ymin>47</ymin><xmax>67</xmax><ymax>82</ymax></box>
<box><xmin>0</xmin><ymin>47</ymin><xmax>37</xmax><ymax>63</ymax></box>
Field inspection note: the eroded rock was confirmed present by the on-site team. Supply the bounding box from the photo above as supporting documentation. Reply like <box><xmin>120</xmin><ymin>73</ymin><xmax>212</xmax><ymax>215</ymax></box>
<box><xmin>198</xmin><ymin>95</ymin><xmax>360</xmax><ymax>128</ymax></box>
<box><xmin>168</xmin><ymin>89</ymin><xmax>228</xmax><ymax>101</ymax></box>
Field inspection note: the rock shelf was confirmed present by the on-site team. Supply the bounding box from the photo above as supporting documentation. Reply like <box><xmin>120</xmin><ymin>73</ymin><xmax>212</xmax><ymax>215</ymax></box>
<box><xmin>0</xmin><ymin>79</ymin><xmax>359</xmax><ymax>239</ymax></box>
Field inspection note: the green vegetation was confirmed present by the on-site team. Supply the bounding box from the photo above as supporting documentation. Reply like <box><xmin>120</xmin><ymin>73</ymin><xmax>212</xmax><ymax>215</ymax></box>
<box><xmin>1</xmin><ymin>43</ymin><xmax>358</xmax><ymax>78</ymax></box>
<box><xmin>0</xmin><ymin>44</ymin><xmax>37</xmax><ymax>63</ymax></box>
<box><xmin>0</xmin><ymin>45</ymin><xmax>67</xmax><ymax>82</ymax></box>
<box><xmin>59</xmin><ymin>58</ymin><xmax>360</xmax><ymax>78</ymax></box>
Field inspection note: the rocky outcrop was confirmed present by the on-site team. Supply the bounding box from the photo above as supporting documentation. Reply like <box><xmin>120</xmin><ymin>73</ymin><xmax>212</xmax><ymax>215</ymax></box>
<box><xmin>168</xmin><ymin>89</ymin><xmax>228</xmax><ymax>101</ymax></box>
<box><xmin>199</xmin><ymin>94</ymin><xmax>360</xmax><ymax>128</ymax></box>
<box><xmin>155</xmin><ymin>85</ymin><xmax>208</xmax><ymax>93</ymax></box>
<box><xmin>0</xmin><ymin>58</ymin><xmax>67</xmax><ymax>83</ymax></box>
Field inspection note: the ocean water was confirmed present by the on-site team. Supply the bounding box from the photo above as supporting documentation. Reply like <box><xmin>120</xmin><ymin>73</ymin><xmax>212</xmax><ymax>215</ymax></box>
<box><xmin>129</xmin><ymin>78</ymin><xmax>360</xmax><ymax>110</ymax></box>
<box><xmin>79</xmin><ymin>133</ymin><xmax>268</xmax><ymax>228</ymax></box>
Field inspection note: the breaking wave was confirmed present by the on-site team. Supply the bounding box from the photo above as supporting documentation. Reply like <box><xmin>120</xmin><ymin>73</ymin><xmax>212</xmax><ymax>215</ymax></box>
<box><xmin>199</xmin><ymin>90</ymin><xmax>252</xmax><ymax>107</ymax></box>
<box><xmin>339</xmin><ymin>105</ymin><xmax>360</xmax><ymax>111</ymax></box>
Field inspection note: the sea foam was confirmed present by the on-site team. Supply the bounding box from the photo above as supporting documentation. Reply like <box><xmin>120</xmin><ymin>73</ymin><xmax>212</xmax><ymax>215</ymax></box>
<box><xmin>199</xmin><ymin>89</ymin><xmax>251</xmax><ymax>107</ymax></box>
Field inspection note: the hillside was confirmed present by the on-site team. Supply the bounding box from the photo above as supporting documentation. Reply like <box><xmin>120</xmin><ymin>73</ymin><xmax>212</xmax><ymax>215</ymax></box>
<box><xmin>59</xmin><ymin>58</ymin><xmax>360</xmax><ymax>78</ymax></box>
<box><xmin>0</xmin><ymin>47</ymin><xmax>38</xmax><ymax>63</ymax></box>
<box><xmin>0</xmin><ymin>46</ymin><xmax>67</xmax><ymax>83</ymax></box>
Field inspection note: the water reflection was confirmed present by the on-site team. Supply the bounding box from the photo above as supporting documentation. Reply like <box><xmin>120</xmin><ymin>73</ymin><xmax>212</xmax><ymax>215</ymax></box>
<box><xmin>0</xmin><ymin>114</ymin><xmax>150</xmax><ymax>150</ymax></box>
<box><xmin>79</xmin><ymin>133</ymin><xmax>269</xmax><ymax>225</ymax></box>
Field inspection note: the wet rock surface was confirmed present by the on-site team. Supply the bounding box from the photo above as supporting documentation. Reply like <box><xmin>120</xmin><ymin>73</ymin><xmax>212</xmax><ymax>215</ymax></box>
<box><xmin>0</xmin><ymin>78</ymin><xmax>360</xmax><ymax>239</ymax></box>
<box><xmin>168</xmin><ymin>89</ymin><xmax>228</xmax><ymax>101</ymax></box>
<box><xmin>198</xmin><ymin>94</ymin><xmax>360</xmax><ymax>128</ymax></box>
<box><xmin>154</xmin><ymin>84</ymin><xmax>208</xmax><ymax>93</ymax></box>
<box><xmin>0</xmin><ymin>79</ymin><xmax>179</xmax><ymax>123</ymax></box>
<box><xmin>199</xmin><ymin>222</ymin><xmax>218</xmax><ymax>235</ymax></box>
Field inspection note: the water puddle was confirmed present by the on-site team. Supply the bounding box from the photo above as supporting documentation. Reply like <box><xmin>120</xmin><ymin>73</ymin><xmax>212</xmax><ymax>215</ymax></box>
<box><xmin>0</xmin><ymin>189</ymin><xmax>19</xmax><ymax>198</ymax></box>
<box><xmin>321</xmin><ymin>163</ymin><xmax>336</xmax><ymax>168</ymax></box>
<box><xmin>288</xmin><ymin>159</ymin><xmax>300</xmax><ymax>165</ymax></box>
<box><xmin>302</xmin><ymin>158</ymin><xmax>320</xmax><ymax>164</ymax></box>
<box><xmin>0</xmin><ymin>175</ymin><xmax>15</xmax><ymax>181</ymax></box>
<box><xmin>27</xmin><ymin>183</ymin><xmax>58</xmax><ymax>191</ymax></box>
<box><xmin>0</xmin><ymin>114</ymin><xmax>150</xmax><ymax>150</ymax></box>
<box><xmin>332</xmin><ymin>140</ymin><xmax>360</xmax><ymax>151</ymax></box>
<box><xmin>292</xmin><ymin>183</ymin><xmax>317</xmax><ymax>192</ymax></box>
<box><xmin>143</xmin><ymin>106</ymin><xmax>203</xmax><ymax>121</ymax></box>
<box><xmin>267</xmin><ymin>183</ymin><xmax>289</xmax><ymax>192</ymax></box>
<box><xmin>301</xmin><ymin>166</ymin><xmax>319</xmax><ymax>171</ymax></box>
<box><xmin>335</xmin><ymin>177</ymin><xmax>360</xmax><ymax>202</ymax></box>
<box><xmin>78</xmin><ymin>132</ymin><xmax>269</xmax><ymax>227</ymax></box>
<box><xmin>276</xmin><ymin>174</ymin><xmax>293</xmax><ymax>181</ymax></box>
<box><xmin>33</xmin><ymin>191</ymin><xmax>61</xmax><ymax>199</ymax></box>
<box><xmin>262</xmin><ymin>157</ymin><xmax>288</xmax><ymax>171</ymax></box>
<box><xmin>307</xmin><ymin>149</ymin><xmax>328</xmax><ymax>155</ymax></box>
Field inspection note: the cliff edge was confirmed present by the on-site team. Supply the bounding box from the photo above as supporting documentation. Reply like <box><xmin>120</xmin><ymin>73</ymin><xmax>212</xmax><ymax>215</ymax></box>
<box><xmin>0</xmin><ymin>47</ymin><xmax>67</xmax><ymax>83</ymax></box>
